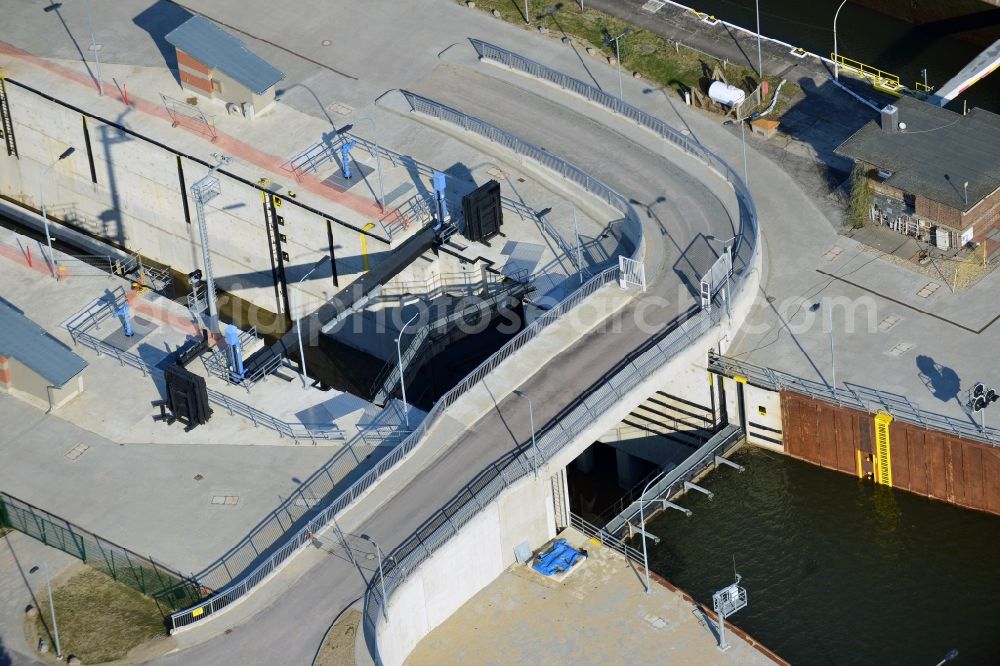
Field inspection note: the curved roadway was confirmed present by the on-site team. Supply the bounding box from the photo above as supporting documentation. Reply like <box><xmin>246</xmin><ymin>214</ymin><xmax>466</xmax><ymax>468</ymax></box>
<box><xmin>153</xmin><ymin>51</ymin><xmax>737</xmax><ymax>666</ymax></box>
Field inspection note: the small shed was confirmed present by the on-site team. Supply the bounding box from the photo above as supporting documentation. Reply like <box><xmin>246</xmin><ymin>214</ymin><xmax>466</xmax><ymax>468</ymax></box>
<box><xmin>0</xmin><ymin>302</ymin><xmax>87</xmax><ymax>411</ymax></box>
<box><xmin>165</xmin><ymin>15</ymin><xmax>285</xmax><ymax>118</ymax></box>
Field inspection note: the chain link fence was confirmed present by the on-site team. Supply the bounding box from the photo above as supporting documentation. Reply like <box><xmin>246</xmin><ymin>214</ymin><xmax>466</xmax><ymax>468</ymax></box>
<box><xmin>0</xmin><ymin>491</ymin><xmax>200</xmax><ymax>613</ymax></box>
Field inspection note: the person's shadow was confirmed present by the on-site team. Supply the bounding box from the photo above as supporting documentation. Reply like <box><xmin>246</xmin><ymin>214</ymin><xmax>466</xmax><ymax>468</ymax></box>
<box><xmin>915</xmin><ymin>355</ymin><xmax>961</xmax><ymax>403</ymax></box>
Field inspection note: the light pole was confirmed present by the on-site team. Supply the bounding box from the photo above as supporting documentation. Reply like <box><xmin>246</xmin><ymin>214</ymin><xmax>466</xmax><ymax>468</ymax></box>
<box><xmin>351</xmin><ymin>117</ymin><xmax>385</xmax><ymax>211</ymax></box>
<box><xmin>360</xmin><ymin>534</ymin><xmax>389</xmax><ymax>623</ymax></box>
<box><xmin>81</xmin><ymin>0</ymin><xmax>103</xmax><ymax>95</ymax></box>
<box><xmin>295</xmin><ymin>256</ymin><xmax>331</xmax><ymax>388</ymax></box>
<box><xmin>604</xmin><ymin>29</ymin><xmax>632</xmax><ymax>100</ymax></box>
<box><xmin>833</xmin><ymin>0</ymin><xmax>849</xmax><ymax>81</ymax></box>
<box><xmin>825</xmin><ymin>299</ymin><xmax>837</xmax><ymax>394</ymax></box>
<box><xmin>29</xmin><ymin>563</ymin><xmax>61</xmax><ymax>659</ymax></box>
<box><xmin>524</xmin><ymin>0</ymin><xmax>530</xmax><ymax>25</ymax></box>
<box><xmin>637</xmin><ymin>471</ymin><xmax>665</xmax><ymax>594</ymax></box>
<box><xmin>512</xmin><ymin>389</ymin><xmax>542</xmax><ymax>475</ymax></box>
<box><xmin>544</xmin><ymin>203</ymin><xmax>584</xmax><ymax>285</ymax></box>
<box><xmin>934</xmin><ymin>649</ymin><xmax>959</xmax><ymax>666</ymax></box>
<box><xmin>397</xmin><ymin>311</ymin><xmax>419</xmax><ymax>426</ymax></box>
<box><xmin>191</xmin><ymin>154</ymin><xmax>231</xmax><ymax>333</ymax></box>
<box><xmin>39</xmin><ymin>146</ymin><xmax>76</xmax><ymax>279</ymax></box>
<box><xmin>45</xmin><ymin>1</ymin><xmax>103</xmax><ymax>95</ymax></box>
<box><xmin>754</xmin><ymin>0</ymin><xmax>763</xmax><ymax>78</ymax></box>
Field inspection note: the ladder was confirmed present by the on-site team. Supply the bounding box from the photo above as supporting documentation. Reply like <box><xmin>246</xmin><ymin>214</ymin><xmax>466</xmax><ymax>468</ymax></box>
<box><xmin>0</xmin><ymin>70</ymin><xmax>18</xmax><ymax>158</ymax></box>
<box><xmin>873</xmin><ymin>411</ymin><xmax>894</xmax><ymax>487</ymax></box>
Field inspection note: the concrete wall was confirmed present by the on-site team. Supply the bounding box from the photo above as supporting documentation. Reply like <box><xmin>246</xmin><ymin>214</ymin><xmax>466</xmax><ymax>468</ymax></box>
<box><xmin>0</xmin><ymin>81</ymin><xmax>380</xmax><ymax>328</ymax></box>
<box><xmin>0</xmin><ymin>356</ymin><xmax>85</xmax><ymax>411</ymax></box>
<box><xmin>376</xmin><ymin>470</ymin><xmax>555</xmax><ymax>666</ymax></box>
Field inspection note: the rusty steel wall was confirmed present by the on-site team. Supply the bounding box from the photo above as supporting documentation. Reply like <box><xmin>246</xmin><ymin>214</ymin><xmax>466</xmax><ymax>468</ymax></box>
<box><xmin>780</xmin><ymin>392</ymin><xmax>1000</xmax><ymax>516</ymax></box>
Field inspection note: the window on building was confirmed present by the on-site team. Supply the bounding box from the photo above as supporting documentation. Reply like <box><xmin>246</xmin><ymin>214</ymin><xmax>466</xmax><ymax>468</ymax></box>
<box><xmin>211</xmin><ymin>79</ymin><xmax>222</xmax><ymax>93</ymax></box>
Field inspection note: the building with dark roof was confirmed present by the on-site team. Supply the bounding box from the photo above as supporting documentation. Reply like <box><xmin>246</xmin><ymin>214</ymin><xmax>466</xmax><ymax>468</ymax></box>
<box><xmin>836</xmin><ymin>96</ymin><xmax>1000</xmax><ymax>251</ymax></box>
<box><xmin>165</xmin><ymin>15</ymin><xmax>285</xmax><ymax>118</ymax></box>
<box><xmin>0</xmin><ymin>301</ymin><xmax>87</xmax><ymax>411</ymax></box>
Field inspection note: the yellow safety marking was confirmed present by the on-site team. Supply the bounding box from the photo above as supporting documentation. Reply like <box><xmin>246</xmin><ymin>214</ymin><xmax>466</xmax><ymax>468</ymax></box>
<box><xmin>734</xmin><ymin>375</ymin><xmax>747</xmax><ymax>384</ymax></box>
<box><xmin>831</xmin><ymin>54</ymin><xmax>901</xmax><ymax>94</ymax></box>
<box><xmin>272</xmin><ymin>194</ymin><xmax>282</xmax><ymax>208</ymax></box>
<box><xmin>708</xmin><ymin>371</ymin><xmax>714</xmax><ymax>387</ymax></box>
<box><xmin>855</xmin><ymin>448</ymin><xmax>863</xmax><ymax>479</ymax></box>
<box><xmin>873</xmin><ymin>411</ymin><xmax>894</xmax><ymax>487</ymax></box>
<box><xmin>360</xmin><ymin>222</ymin><xmax>376</xmax><ymax>272</ymax></box>
<box><xmin>259</xmin><ymin>189</ymin><xmax>266</xmax><ymax>203</ymax></box>
<box><xmin>589</xmin><ymin>537</ymin><xmax>602</xmax><ymax>548</ymax></box>
<box><xmin>191</xmin><ymin>607</ymin><xmax>204</xmax><ymax>618</ymax></box>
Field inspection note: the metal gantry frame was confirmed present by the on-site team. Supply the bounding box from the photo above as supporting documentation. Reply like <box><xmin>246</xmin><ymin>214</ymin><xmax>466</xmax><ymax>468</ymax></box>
<box><xmin>190</xmin><ymin>155</ymin><xmax>231</xmax><ymax>331</ymax></box>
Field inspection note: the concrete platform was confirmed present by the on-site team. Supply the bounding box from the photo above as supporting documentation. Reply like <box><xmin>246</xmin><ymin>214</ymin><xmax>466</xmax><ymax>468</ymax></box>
<box><xmin>407</xmin><ymin>527</ymin><xmax>782</xmax><ymax>665</ymax></box>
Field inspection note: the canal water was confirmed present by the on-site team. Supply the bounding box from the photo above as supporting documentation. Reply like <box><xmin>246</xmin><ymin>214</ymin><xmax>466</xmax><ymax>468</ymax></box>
<box><xmin>643</xmin><ymin>446</ymin><xmax>1000</xmax><ymax>665</ymax></box>
<box><xmin>684</xmin><ymin>0</ymin><xmax>1000</xmax><ymax>112</ymax></box>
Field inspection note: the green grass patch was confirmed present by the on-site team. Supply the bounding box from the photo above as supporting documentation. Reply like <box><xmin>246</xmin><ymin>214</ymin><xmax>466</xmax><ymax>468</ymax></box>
<box><xmin>33</xmin><ymin>568</ymin><xmax>168</xmax><ymax>663</ymax></box>
<box><xmin>462</xmin><ymin>1</ymin><xmax>803</xmax><ymax>118</ymax></box>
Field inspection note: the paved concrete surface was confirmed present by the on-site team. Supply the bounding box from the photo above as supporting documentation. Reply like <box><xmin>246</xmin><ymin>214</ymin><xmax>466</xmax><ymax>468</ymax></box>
<box><xmin>0</xmin><ymin>3</ymin><xmax>740</xmax><ymax>665</ymax></box>
<box><xmin>2</xmin><ymin>1</ymin><xmax>978</xmax><ymax>664</ymax></box>
<box><xmin>408</xmin><ymin>528</ymin><xmax>777</xmax><ymax>665</ymax></box>
<box><xmin>0</xmin><ymin>532</ymin><xmax>77</xmax><ymax>666</ymax></box>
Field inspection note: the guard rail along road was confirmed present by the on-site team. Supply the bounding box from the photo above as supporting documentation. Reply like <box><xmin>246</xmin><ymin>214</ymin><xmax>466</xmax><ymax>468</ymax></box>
<box><xmin>167</xmin><ymin>98</ymin><xmax>649</xmax><ymax>628</ymax></box>
<box><xmin>364</xmin><ymin>48</ymin><xmax>760</xmax><ymax>664</ymax></box>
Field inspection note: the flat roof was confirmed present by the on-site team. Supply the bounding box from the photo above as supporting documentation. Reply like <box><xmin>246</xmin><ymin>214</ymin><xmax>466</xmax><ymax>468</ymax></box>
<box><xmin>165</xmin><ymin>15</ymin><xmax>285</xmax><ymax>95</ymax></box>
<box><xmin>0</xmin><ymin>301</ymin><xmax>87</xmax><ymax>387</ymax></box>
<box><xmin>835</xmin><ymin>97</ymin><xmax>1000</xmax><ymax>213</ymax></box>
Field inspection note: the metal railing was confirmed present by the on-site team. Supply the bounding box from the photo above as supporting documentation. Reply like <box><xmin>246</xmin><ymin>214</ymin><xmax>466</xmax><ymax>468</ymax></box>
<box><xmin>569</xmin><ymin>513</ymin><xmax>643</xmax><ymax>564</ymax></box>
<box><xmin>169</xmin><ymin>265</ymin><xmax>624</xmax><ymax>631</ymax></box>
<box><xmin>603</xmin><ymin>424</ymin><xmax>743</xmax><ymax>537</ymax></box>
<box><xmin>362</xmin><ymin>53</ymin><xmax>760</xmax><ymax>664</ymax></box>
<box><xmin>708</xmin><ymin>352</ymin><xmax>1000</xmax><ymax>447</ymax></box>
<box><xmin>468</xmin><ymin>38</ymin><xmax>756</xmax><ymax>275</ymax></box>
<box><xmin>0</xmin><ymin>491</ymin><xmax>200</xmax><ymax>613</ymax></box>
<box><xmin>63</xmin><ymin>293</ymin><xmax>344</xmax><ymax>443</ymax></box>
<box><xmin>172</xmin><ymin>76</ymin><xmax>675</xmax><ymax>632</ymax></box>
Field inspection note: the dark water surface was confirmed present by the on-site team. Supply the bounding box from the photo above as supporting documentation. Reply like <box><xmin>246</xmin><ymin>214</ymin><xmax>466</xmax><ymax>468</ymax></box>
<box><xmin>686</xmin><ymin>0</ymin><xmax>1000</xmax><ymax>112</ymax></box>
<box><xmin>644</xmin><ymin>446</ymin><xmax>1000</xmax><ymax>665</ymax></box>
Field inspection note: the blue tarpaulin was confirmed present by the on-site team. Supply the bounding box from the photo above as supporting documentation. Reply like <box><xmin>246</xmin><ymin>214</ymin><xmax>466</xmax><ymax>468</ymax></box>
<box><xmin>531</xmin><ymin>539</ymin><xmax>583</xmax><ymax>576</ymax></box>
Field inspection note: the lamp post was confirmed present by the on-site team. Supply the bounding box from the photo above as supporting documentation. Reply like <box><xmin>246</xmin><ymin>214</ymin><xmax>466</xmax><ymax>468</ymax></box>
<box><xmin>29</xmin><ymin>563</ymin><xmax>61</xmax><ymax>659</ymax></box>
<box><xmin>352</xmin><ymin>117</ymin><xmax>386</xmax><ymax>211</ymax></box>
<box><xmin>397</xmin><ymin>311</ymin><xmax>419</xmax><ymax>426</ymax></box>
<box><xmin>544</xmin><ymin>202</ymin><xmax>584</xmax><ymax>285</ymax></box>
<box><xmin>604</xmin><ymin>29</ymin><xmax>633</xmax><ymax>100</ymax></box>
<box><xmin>754</xmin><ymin>0</ymin><xmax>763</xmax><ymax>78</ymax></box>
<box><xmin>44</xmin><ymin>1</ymin><xmax>103</xmax><ymax>95</ymax></box>
<box><xmin>637</xmin><ymin>471</ymin><xmax>664</xmax><ymax>594</ymax></box>
<box><xmin>512</xmin><ymin>390</ymin><xmax>542</xmax><ymax>475</ymax></box>
<box><xmin>39</xmin><ymin>146</ymin><xmax>76</xmax><ymax>279</ymax></box>
<box><xmin>360</xmin><ymin>534</ymin><xmax>389</xmax><ymax>623</ymax></box>
<box><xmin>833</xmin><ymin>0</ymin><xmax>849</xmax><ymax>81</ymax></box>
<box><xmin>934</xmin><ymin>649</ymin><xmax>959</xmax><ymax>666</ymax></box>
<box><xmin>81</xmin><ymin>0</ymin><xmax>103</xmax><ymax>96</ymax></box>
<box><xmin>295</xmin><ymin>256</ymin><xmax>331</xmax><ymax>388</ymax></box>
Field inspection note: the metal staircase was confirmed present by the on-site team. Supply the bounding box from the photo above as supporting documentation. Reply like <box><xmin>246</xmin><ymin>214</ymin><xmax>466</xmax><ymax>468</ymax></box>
<box><xmin>0</xmin><ymin>71</ymin><xmax>17</xmax><ymax>158</ymax></box>
<box><xmin>370</xmin><ymin>277</ymin><xmax>534</xmax><ymax>406</ymax></box>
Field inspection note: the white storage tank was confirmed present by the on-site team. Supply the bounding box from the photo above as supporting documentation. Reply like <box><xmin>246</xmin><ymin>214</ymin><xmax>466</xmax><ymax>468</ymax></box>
<box><xmin>708</xmin><ymin>81</ymin><xmax>746</xmax><ymax>107</ymax></box>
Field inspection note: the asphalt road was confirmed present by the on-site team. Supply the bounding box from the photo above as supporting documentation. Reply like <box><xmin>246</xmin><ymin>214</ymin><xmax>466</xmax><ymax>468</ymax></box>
<box><xmin>151</xmin><ymin>58</ymin><xmax>736</xmax><ymax>666</ymax></box>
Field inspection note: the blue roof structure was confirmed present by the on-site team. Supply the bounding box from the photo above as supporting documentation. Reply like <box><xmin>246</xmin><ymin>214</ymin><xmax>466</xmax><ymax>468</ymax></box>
<box><xmin>0</xmin><ymin>301</ymin><xmax>87</xmax><ymax>387</ymax></box>
<box><xmin>165</xmin><ymin>15</ymin><xmax>285</xmax><ymax>95</ymax></box>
